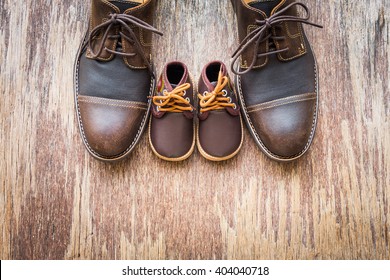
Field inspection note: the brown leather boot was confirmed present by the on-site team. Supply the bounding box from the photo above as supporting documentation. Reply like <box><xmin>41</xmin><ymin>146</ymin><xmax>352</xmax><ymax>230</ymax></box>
<box><xmin>149</xmin><ymin>62</ymin><xmax>196</xmax><ymax>161</ymax></box>
<box><xmin>231</xmin><ymin>0</ymin><xmax>322</xmax><ymax>161</ymax></box>
<box><xmin>74</xmin><ymin>0</ymin><xmax>162</xmax><ymax>161</ymax></box>
<box><xmin>197</xmin><ymin>61</ymin><xmax>243</xmax><ymax>161</ymax></box>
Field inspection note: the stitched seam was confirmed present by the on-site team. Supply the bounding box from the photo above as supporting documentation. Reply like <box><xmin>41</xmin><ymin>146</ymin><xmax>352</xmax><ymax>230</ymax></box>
<box><xmin>124</xmin><ymin>56</ymin><xmax>148</xmax><ymax>69</ymax></box>
<box><xmin>78</xmin><ymin>99</ymin><xmax>147</xmax><ymax>110</ymax></box>
<box><xmin>114</xmin><ymin>0</ymin><xmax>140</xmax><ymax>4</ymax></box>
<box><xmin>247</xmin><ymin>92</ymin><xmax>316</xmax><ymax>109</ymax></box>
<box><xmin>271</xmin><ymin>0</ymin><xmax>286</xmax><ymax>15</ymax></box>
<box><xmin>75</xmin><ymin>57</ymin><xmax>154</xmax><ymax>160</ymax></box>
<box><xmin>285</xmin><ymin>21</ymin><xmax>300</xmax><ymax>38</ymax></box>
<box><xmin>276</xmin><ymin>22</ymin><xmax>306</xmax><ymax>62</ymax></box>
<box><xmin>140</xmin><ymin>27</ymin><xmax>152</xmax><ymax>47</ymax></box>
<box><xmin>236</xmin><ymin>60</ymin><xmax>318</xmax><ymax>160</ymax></box>
<box><xmin>78</xmin><ymin>96</ymin><xmax>147</xmax><ymax>107</ymax></box>
<box><xmin>247</xmin><ymin>97</ymin><xmax>316</xmax><ymax>113</ymax></box>
<box><xmin>240</xmin><ymin>25</ymin><xmax>268</xmax><ymax>69</ymax></box>
<box><xmin>122</xmin><ymin>29</ymin><xmax>148</xmax><ymax>69</ymax></box>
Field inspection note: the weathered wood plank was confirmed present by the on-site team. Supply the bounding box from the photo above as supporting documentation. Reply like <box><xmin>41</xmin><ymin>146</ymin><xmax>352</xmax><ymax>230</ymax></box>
<box><xmin>0</xmin><ymin>0</ymin><xmax>389</xmax><ymax>259</ymax></box>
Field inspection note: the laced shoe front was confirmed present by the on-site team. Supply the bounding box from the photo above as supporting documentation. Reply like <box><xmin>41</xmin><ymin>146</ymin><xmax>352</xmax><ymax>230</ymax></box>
<box><xmin>197</xmin><ymin>61</ymin><xmax>243</xmax><ymax>161</ymax></box>
<box><xmin>74</xmin><ymin>0</ymin><xmax>162</xmax><ymax>161</ymax></box>
<box><xmin>231</xmin><ymin>0</ymin><xmax>322</xmax><ymax>161</ymax></box>
<box><xmin>149</xmin><ymin>62</ymin><xmax>196</xmax><ymax>161</ymax></box>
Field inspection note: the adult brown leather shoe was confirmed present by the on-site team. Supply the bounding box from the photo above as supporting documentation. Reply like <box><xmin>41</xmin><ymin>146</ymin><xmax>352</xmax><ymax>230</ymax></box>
<box><xmin>197</xmin><ymin>61</ymin><xmax>243</xmax><ymax>161</ymax></box>
<box><xmin>74</xmin><ymin>0</ymin><xmax>162</xmax><ymax>161</ymax></box>
<box><xmin>231</xmin><ymin>0</ymin><xmax>322</xmax><ymax>162</ymax></box>
<box><xmin>149</xmin><ymin>62</ymin><xmax>196</xmax><ymax>161</ymax></box>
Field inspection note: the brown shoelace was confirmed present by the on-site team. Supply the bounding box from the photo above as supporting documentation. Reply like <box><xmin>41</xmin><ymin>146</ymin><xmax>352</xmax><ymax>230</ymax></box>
<box><xmin>85</xmin><ymin>13</ymin><xmax>163</xmax><ymax>75</ymax></box>
<box><xmin>198</xmin><ymin>71</ymin><xmax>236</xmax><ymax>113</ymax></box>
<box><xmin>152</xmin><ymin>83</ymin><xmax>194</xmax><ymax>113</ymax></box>
<box><xmin>231</xmin><ymin>2</ymin><xmax>322</xmax><ymax>75</ymax></box>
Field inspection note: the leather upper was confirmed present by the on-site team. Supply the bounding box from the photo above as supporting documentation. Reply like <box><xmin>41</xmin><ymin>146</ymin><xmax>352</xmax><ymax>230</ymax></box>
<box><xmin>232</xmin><ymin>0</ymin><xmax>320</xmax><ymax>160</ymax></box>
<box><xmin>75</xmin><ymin>0</ymin><xmax>158</xmax><ymax>160</ymax></box>
<box><xmin>78</xmin><ymin>96</ymin><xmax>147</xmax><ymax>157</ymax></box>
<box><xmin>149</xmin><ymin>62</ymin><xmax>195</xmax><ymax>160</ymax></box>
<box><xmin>87</xmin><ymin>0</ymin><xmax>156</xmax><ymax>69</ymax></box>
<box><xmin>232</xmin><ymin>0</ymin><xmax>307</xmax><ymax>69</ymax></box>
<box><xmin>197</xmin><ymin>61</ymin><xmax>243</xmax><ymax>160</ymax></box>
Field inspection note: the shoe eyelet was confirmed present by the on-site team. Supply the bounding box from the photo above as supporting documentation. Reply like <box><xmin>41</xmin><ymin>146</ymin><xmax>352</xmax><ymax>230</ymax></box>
<box><xmin>163</xmin><ymin>89</ymin><xmax>168</xmax><ymax>95</ymax></box>
<box><xmin>183</xmin><ymin>90</ymin><xmax>186</xmax><ymax>96</ymax></box>
<box><xmin>185</xmin><ymin>97</ymin><xmax>190</xmax><ymax>102</ymax></box>
<box><xmin>233</xmin><ymin>103</ymin><xmax>237</xmax><ymax>109</ymax></box>
<box><xmin>203</xmin><ymin>91</ymin><xmax>208</xmax><ymax>96</ymax></box>
<box><xmin>228</xmin><ymin>97</ymin><xmax>232</xmax><ymax>103</ymax></box>
<box><xmin>222</xmin><ymin>90</ymin><xmax>228</xmax><ymax>97</ymax></box>
<box><xmin>156</xmin><ymin>106</ymin><xmax>160</xmax><ymax>112</ymax></box>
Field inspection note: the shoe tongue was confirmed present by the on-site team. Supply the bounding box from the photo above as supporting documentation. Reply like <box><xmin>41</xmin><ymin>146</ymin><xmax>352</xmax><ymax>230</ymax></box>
<box><xmin>247</xmin><ymin>0</ymin><xmax>280</xmax><ymax>16</ymax></box>
<box><xmin>209</xmin><ymin>81</ymin><xmax>218</xmax><ymax>90</ymax></box>
<box><xmin>108</xmin><ymin>0</ymin><xmax>141</xmax><ymax>13</ymax></box>
<box><xmin>170</xmin><ymin>83</ymin><xmax>178</xmax><ymax>89</ymax></box>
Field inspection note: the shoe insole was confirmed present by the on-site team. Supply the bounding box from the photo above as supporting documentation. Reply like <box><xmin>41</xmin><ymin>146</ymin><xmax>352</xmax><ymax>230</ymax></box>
<box><xmin>109</xmin><ymin>0</ymin><xmax>144</xmax><ymax>13</ymax></box>
<box><xmin>246</xmin><ymin>0</ymin><xmax>279</xmax><ymax>16</ymax></box>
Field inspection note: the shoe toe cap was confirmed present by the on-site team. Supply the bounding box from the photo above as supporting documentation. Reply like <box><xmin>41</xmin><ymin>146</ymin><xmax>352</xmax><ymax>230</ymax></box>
<box><xmin>198</xmin><ymin>110</ymin><xmax>243</xmax><ymax>159</ymax></box>
<box><xmin>150</xmin><ymin>113</ymin><xmax>194</xmax><ymax>160</ymax></box>
<box><xmin>77</xmin><ymin>96</ymin><xmax>147</xmax><ymax>158</ymax></box>
<box><xmin>249</xmin><ymin>93</ymin><xmax>317</xmax><ymax>159</ymax></box>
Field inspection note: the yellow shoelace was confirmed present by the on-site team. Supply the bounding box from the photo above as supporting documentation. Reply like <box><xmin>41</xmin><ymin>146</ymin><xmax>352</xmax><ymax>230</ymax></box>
<box><xmin>198</xmin><ymin>71</ymin><xmax>236</xmax><ymax>113</ymax></box>
<box><xmin>152</xmin><ymin>83</ymin><xmax>193</xmax><ymax>113</ymax></box>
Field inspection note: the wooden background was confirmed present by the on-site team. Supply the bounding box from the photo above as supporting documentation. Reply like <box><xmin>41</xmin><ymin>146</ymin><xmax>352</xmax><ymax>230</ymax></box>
<box><xmin>0</xmin><ymin>0</ymin><xmax>389</xmax><ymax>260</ymax></box>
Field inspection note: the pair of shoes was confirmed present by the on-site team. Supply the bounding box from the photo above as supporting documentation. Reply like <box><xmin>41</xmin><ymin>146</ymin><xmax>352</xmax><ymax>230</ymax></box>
<box><xmin>74</xmin><ymin>0</ymin><xmax>321</xmax><ymax>163</ymax></box>
<box><xmin>149</xmin><ymin>61</ymin><xmax>243</xmax><ymax>162</ymax></box>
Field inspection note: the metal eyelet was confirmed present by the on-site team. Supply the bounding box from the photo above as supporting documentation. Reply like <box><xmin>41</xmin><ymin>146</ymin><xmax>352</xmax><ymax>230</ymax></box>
<box><xmin>186</xmin><ymin>97</ymin><xmax>190</xmax><ymax>102</ymax></box>
<box><xmin>183</xmin><ymin>90</ymin><xmax>186</xmax><ymax>96</ymax></box>
<box><xmin>233</xmin><ymin>104</ymin><xmax>237</xmax><ymax>109</ymax></box>
<box><xmin>163</xmin><ymin>89</ymin><xmax>168</xmax><ymax>95</ymax></box>
<box><xmin>222</xmin><ymin>90</ymin><xmax>228</xmax><ymax>96</ymax></box>
<box><xmin>156</xmin><ymin>106</ymin><xmax>160</xmax><ymax>112</ymax></box>
<box><xmin>203</xmin><ymin>91</ymin><xmax>208</xmax><ymax>96</ymax></box>
<box><xmin>228</xmin><ymin>97</ymin><xmax>232</xmax><ymax>103</ymax></box>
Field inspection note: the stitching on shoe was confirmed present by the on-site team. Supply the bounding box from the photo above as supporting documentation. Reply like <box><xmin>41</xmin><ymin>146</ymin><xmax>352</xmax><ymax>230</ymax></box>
<box><xmin>236</xmin><ymin>61</ymin><xmax>318</xmax><ymax>160</ymax></box>
<box><xmin>148</xmin><ymin>71</ymin><xmax>197</xmax><ymax>162</ymax></box>
<box><xmin>78</xmin><ymin>99</ymin><xmax>147</xmax><ymax>110</ymax></box>
<box><xmin>86</xmin><ymin>0</ymin><xmax>118</xmax><ymax>61</ymax></box>
<box><xmin>75</xmin><ymin>58</ymin><xmax>153</xmax><ymax>160</ymax></box>
<box><xmin>247</xmin><ymin>97</ymin><xmax>316</xmax><ymax>113</ymax></box>
<box><xmin>276</xmin><ymin>22</ymin><xmax>306</xmax><ymax>61</ymax></box>
<box><xmin>247</xmin><ymin>92</ymin><xmax>315</xmax><ymax>110</ymax></box>
<box><xmin>78</xmin><ymin>96</ymin><xmax>147</xmax><ymax>108</ymax></box>
<box><xmin>240</xmin><ymin>25</ymin><xmax>268</xmax><ymax>69</ymax></box>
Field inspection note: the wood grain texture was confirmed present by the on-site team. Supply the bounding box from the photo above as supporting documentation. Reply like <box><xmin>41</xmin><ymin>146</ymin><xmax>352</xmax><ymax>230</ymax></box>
<box><xmin>0</xmin><ymin>0</ymin><xmax>389</xmax><ymax>260</ymax></box>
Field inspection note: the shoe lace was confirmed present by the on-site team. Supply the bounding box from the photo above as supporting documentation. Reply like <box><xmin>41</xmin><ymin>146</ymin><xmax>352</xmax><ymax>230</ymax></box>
<box><xmin>198</xmin><ymin>71</ymin><xmax>236</xmax><ymax>113</ymax></box>
<box><xmin>231</xmin><ymin>2</ymin><xmax>322</xmax><ymax>75</ymax></box>
<box><xmin>152</xmin><ymin>83</ymin><xmax>194</xmax><ymax>113</ymax></box>
<box><xmin>84</xmin><ymin>13</ymin><xmax>163</xmax><ymax>75</ymax></box>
